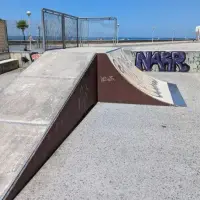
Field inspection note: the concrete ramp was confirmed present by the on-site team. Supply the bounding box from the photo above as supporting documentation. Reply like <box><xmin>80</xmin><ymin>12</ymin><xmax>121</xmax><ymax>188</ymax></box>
<box><xmin>0</xmin><ymin>49</ymin><xmax>97</xmax><ymax>200</ymax></box>
<box><xmin>97</xmin><ymin>48</ymin><xmax>185</xmax><ymax>106</ymax></box>
<box><xmin>0</xmin><ymin>47</ymin><xmax>185</xmax><ymax>200</ymax></box>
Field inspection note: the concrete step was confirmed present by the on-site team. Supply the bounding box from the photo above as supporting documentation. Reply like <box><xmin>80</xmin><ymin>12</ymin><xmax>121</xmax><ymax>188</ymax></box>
<box><xmin>0</xmin><ymin>59</ymin><xmax>19</xmax><ymax>74</ymax></box>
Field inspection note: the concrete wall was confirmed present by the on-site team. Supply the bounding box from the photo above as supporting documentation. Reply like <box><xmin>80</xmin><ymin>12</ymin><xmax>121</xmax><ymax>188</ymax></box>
<box><xmin>0</xmin><ymin>53</ymin><xmax>10</xmax><ymax>61</ymax></box>
<box><xmin>0</xmin><ymin>59</ymin><xmax>19</xmax><ymax>74</ymax></box>
<box><xmin>10</xmin><ymin>52</ymin><xmax>42</xmax><ymax>68</ymax></box>
<box><xmin>0</xmin><ymin>20</ymin><xmax>8</xmax><ymax>53</ymax></box>
<box><xmin>124</xmin><ymin>50</ymin><xmax>200</xmax><ymax>72</ymax></box>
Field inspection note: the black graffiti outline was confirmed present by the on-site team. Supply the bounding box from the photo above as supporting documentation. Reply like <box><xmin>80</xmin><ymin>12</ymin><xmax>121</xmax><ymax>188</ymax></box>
<box><xmin>112</xmin><ymin>57</ymin><xmax>163</xmax><ymax>98</ymax></box>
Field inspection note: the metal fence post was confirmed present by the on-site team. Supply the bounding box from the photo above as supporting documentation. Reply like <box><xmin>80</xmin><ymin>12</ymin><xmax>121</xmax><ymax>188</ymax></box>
<box><xmin>77</xmin><ymin>18</ymin><xmax>79</xmax><ymax>47</ymax></box>
<box><xmin>62</xmin><ymin>14</ymin><xmax>65</xmax><ymax>49</ymax></box>
<box><xmin>41</xmin><ymin>9</ymin><xmax>46</xmax><ymax>51</ymax></box>
<box><xmin>115</xmin><ymin>18</ymin><xmax>117</xmax><ymax>46</ymax></box>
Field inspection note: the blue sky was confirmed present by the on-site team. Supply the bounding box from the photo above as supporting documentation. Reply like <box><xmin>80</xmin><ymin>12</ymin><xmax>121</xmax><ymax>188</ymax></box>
<box><xmin>1</xmin><ymin>0</ymin><xmax>199</xmax><ymax>38</ymax></box>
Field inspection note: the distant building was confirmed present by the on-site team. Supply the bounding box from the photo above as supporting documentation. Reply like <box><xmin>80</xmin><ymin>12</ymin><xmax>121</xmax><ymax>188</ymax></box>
<box><xmin>196</xmin><ymin>26</ymin><xmax>200</xmax><ymax>41</ymax></box>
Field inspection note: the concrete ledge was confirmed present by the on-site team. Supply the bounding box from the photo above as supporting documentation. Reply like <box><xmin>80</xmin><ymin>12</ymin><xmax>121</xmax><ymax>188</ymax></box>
<box><xmin>10</xmin><ymin>52</ymin><xmax>42</xmax><ymax>68</ymax></box>
<box><xmin>0</xmin><ymin>59</ymin><xmax>19</xmax><ymax>74</ymax></box>
<box><xmin>0</xmin><ymin>53</ymin><xmax>10</xmax><ymax>62</ymax></box>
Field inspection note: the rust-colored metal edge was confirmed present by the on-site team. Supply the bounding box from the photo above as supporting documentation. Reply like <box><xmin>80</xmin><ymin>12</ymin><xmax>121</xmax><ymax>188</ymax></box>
<box><xmin>4</xmin><ymin>56</ymin><xmax>98</xmax><ymax>200</ymax></box>
<box><xmin>97</xmin><ymin>53</ymin><xmax>170</xmax><ymax>106</ymax></box>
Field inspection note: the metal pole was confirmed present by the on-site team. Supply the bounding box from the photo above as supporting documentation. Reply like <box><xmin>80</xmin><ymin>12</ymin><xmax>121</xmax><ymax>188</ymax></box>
<box><xmin>172</xmin><ymin>30</ymin><xmax>174</xmax><ymax>43</ymax></box>
<box><xmin>117</xmin><ymin>24</ymin><xmax>119</xmax><ymax>45</ymax></box>
<box><xmin>152</xmin><ymin>27</ymin><xmax>155</xmax><ymax>43</ymax></box>
<box><xmin>62</xmin><ymin>14</ymin><xmax>65</xmax><ymax>49</ymax></box>
<box><xmin>115</xmin><ymin>19</ymin><xmax>117</xmax><ymax>45</ymax></box>
<box><xmin>27</xmin><ymin>11</ymin><xmax>32</xmax><ymax>51</ymax></box>
<box><xmin>77</xmin><ymin>18</ymin><xmax>79</xmax><ymax>47</ymax></box>
<box><xmin>79</xmin><ymin>19</ymin><xmax>81</xmax><ymax>47</ymax></box>
<box><xmin>38</xmin><ymin>26</ymin><xmax>41</xmax><ymax>48</ymax></box>
<box><xmin>42</xmin><ymin>9</ymin><xmax>46</xmax><ymax>50</ymax></box>
<box><xmin>87</xmin><ymin>19</ymin><xmax>89</xmax><ymax>46</ymax></box>
<box><xmin>29</xmin><ymin>16</ymin><xmax>31</xmax><ymax>50</ymax></box>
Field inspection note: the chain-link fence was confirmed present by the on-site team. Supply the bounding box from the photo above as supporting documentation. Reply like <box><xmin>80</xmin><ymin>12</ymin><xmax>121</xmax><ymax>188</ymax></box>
<box><xmin>42</xmin><ymin>8</ymin><xmax>78</xmax><ymax>50</ymax></box>
<box><xmin>78</xmin><ymin>17</ymin><xmax>117</xmax><ymax>47</ymax></box>
<box><xmin>0</xmin><ymin>20</ymin><xmax>9</xmax><ymax>53</ymax></box>
<box><xmin>42</xmin><ymin>8</ymin><xmax>118</xmax><ymax>50</ymax></box>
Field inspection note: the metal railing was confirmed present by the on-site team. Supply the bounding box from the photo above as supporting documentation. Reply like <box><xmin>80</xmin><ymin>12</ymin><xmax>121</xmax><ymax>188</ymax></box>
<box><xmin>42</xmin><ymin>8</ymin><xmax>118</xmax><ymax>50</ymax></box>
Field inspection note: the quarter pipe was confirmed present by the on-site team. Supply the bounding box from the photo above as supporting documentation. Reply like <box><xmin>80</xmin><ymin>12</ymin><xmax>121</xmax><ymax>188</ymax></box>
<box><xmin>98</xmin><ymin>48</ymin><xmax>186</xmax><ymax>106</ymax></box>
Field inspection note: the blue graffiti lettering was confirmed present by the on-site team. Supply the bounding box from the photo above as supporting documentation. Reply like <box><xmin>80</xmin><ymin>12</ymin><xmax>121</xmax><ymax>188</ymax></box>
<box><xmin>135</xmin><ymin>51</ymin><xmax>190</xmax><ymax>72</ymax></box>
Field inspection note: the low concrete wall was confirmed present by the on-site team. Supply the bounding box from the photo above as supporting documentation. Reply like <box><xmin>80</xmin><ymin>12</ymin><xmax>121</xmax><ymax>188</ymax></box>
<box><xmin>124</xmin><ymin>50</ymin><xmax>200</xmax><ymax>72</ymax></box>
<box><xmin>10</xmin><ymin>52</ymin><xmax>42</xmax><ymax>68</ymax></box>
<box><xmin>0</xmin><ymin>53</ymin><xmax>10</xmax><ymax>61</ymax></box>
<box><xmin>0</xmin><ymin>59</ymin><xmax>19</xmax><ymax>74</ymax></box>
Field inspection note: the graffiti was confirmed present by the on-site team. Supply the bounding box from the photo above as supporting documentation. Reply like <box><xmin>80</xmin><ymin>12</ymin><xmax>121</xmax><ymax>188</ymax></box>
<box><xmin>111</xmin><ymin>56</ymin><xmax>163</xmax><ymax>98</ymax></box>
<box><xmin>100</xmin><ymin>76</ymin><xmax>115</xmax><ymax>83</ymax></box>
<box><xmin>135</xmin><ymin>51</ymin><xmax>190</xmax><ymax>72</ymax></box>
<box><xmin>78</xmin><ymin>84</ymin><xmax>89</xmax><ymax>112</ymax></box>
<box><xmin>30</xmin><ymin>52</ymin><xmax>41</xmax><ymax>62</ymax></box>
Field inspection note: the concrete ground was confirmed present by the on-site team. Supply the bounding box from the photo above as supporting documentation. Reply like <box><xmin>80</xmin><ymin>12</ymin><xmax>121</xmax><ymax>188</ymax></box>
<box><xmin>16</xmin><ymin>72</ymin><xmax>200</xmax><ymax>200</ymax></box>
<box><xmin>126</xmin><ymin>42</ymin><xmax>200</xmax><ymax>51</ymax></box>
<box><xmin>0</xmin><ymin>68</ymin><xmax>25</xmax><ymax>92</ymax></box>
<box><xmin>1</xmin><ymin>42</ymin><xmax>200</xmax><ymax>199</ymax></box>
<box><xmin>82</xmin><ymin>41</ymin><xmax>200</xmax><ymax>51</ymax></box>
<box><xmin>9</xmin><ymin>41</ymin><xmax>200</xmax><ymax>52</ymax></box>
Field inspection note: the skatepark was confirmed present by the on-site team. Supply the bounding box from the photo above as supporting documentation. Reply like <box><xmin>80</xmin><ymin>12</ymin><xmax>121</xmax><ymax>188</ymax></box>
<box><xmin>1</xmin><ymin>8</ymin><xmax>200</xmax><ymax>200</ymax></box>
<box><xmin>0</xmin><ymin>43</ymin><xmax>199</xmax><ymax>200</ymax></box>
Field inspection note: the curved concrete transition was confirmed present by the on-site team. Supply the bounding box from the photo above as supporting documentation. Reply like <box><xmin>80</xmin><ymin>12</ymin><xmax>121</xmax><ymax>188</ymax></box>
<box><xmin>98</xmin><ymin>48</ymin><xmax>185</xmax><ymax>106</ymax></box>
<box><xmin>0</xmin><ymin>47</ymin><xmax>185</xmax><ymax>200</ymax></box>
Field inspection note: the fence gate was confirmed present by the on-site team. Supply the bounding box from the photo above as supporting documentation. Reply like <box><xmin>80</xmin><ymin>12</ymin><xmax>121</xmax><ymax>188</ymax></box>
<box><xmin>0</xmin><ymin>20</ymin><xmax>9</xmax><ymax>53</ymax></box>
<box><xmin>42</xmin><ymin>8</ymin><xmax>118</xmax><ymax>50</ymax></box>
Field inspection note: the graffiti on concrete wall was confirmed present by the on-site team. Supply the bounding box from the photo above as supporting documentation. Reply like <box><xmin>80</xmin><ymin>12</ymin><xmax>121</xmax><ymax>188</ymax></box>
<box><xmin>135</xmin><ymin>51</ymin><xmax>190</xmax><ymax>72</ymax></box>
<box><xmin>30</xmin><ymin>52</ymin><xmax>41</xmax><ymax>62</ymax></box>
